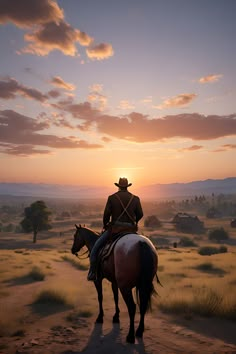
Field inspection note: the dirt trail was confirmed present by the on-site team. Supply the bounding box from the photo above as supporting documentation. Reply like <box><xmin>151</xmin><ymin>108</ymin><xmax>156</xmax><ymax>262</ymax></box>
<box><xmin>1</xmin><ymin>260</ymin><xmax>236</xmax><ymax>354</ymax></box>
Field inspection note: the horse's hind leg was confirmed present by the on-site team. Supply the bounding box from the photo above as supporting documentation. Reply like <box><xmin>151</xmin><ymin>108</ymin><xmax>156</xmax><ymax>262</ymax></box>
<box><xmin>94</xmin><ymin>279</ymin><xmax>104</xmax><ymax>323</ymax></box>
<box><xmin>112</xmin><ymin>281</ymin><xmax>120</xmax><ymax>323</ymax></box>
<box><xmin>120</xmin><ymin>287</ymin><xmax>136</xmax><ymax>343</ymax></box>
<box><xmin>135</xmin><ymin>288</ymin><xmax>148</xmax><ymax>338</ymax></box>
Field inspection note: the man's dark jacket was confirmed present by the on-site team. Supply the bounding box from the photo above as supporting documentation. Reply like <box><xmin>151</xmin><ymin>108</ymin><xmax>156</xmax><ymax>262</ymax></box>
<box><xmin>103</xmin><ymin>190</ymin><xmax>143</xmax><ymax>228</ymax></box>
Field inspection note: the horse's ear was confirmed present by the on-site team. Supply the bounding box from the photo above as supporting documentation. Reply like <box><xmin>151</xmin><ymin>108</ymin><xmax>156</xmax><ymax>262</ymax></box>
<box><xmin>75</xmin><ymin>224</ymin><xmax>79</xmax><ymax>229</ymax></box>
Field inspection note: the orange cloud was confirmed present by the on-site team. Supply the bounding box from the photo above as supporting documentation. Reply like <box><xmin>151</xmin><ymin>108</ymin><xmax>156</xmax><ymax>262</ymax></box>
<box><xmin>155</xmin><ymin>93</ymin><xmax>197</xmax><ymax>109</ymax></box>
<box><xmin>0</xmin><ymin>1</ymin><xmax>114</xmax><ymax>61</ymax></box>
<box><xmin>198</xmin><ymin>74</ymin><xmax>223</xmax><ymax>84</ymax></box>
<box><xmin>22</xmin><ymin>20</ymin><xmax>93</xmax><ymax>56</ymax></box>
<box><xmin>118</xmin><ymin>100</ymin><xmax>135</xmax><ymax>110</ymax></box>
<box><xmin>0</xmin><ymin>77</ymin><xmax>47</xmax><ymax>101</ymax></box>
<box><xmin>86</xmin><ymin>43</ymin><xmax>114</xmax><ymax>60</ymax></box>
<box><xmin>0</xmin><ymin>143</ymin><xmax>52</xmax><ymax>156</ymax></box>
<box><xmin>0</xmin><ymin>110</ymin><xmax>103</xmax><ymax>156</ymax></box>
<box><xmin>180</xmin><ymin>145</ymin><xmax>203</xmax><ymax>152</ymax></box>
<box><xmin>53</xmin><ymin>97</ymin><xmax>236</xmax><ymax>142</ymax></box>
<box><xmin>0</xmin><ymin>0</ymin><xmax>63</xmax><ymax>28</ymax></box>
<box><xmin>50</xmin><ymin>76</ymin><xmax>76</xmax><ymax>91</ymax></box>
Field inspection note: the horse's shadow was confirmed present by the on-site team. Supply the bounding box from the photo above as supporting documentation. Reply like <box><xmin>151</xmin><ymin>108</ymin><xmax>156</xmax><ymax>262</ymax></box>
<box><xmin>62</xmin><ymin>323</ymin><xmax>148</xmax><ymax>354</ymax></box>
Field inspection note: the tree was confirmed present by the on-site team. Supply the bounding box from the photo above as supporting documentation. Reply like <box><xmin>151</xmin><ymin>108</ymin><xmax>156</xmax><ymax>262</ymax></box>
<box><xmin>20</xmin><ymin>200</ymin><xmax>51</xmax><ymax>243</ymax></box>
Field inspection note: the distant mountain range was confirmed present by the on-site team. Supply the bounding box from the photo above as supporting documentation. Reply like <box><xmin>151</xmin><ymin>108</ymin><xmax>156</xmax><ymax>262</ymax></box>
<box><xmin>0</xmin><ymin>177</ymin><xmax>236</xmax><ymax>200</ymax></box>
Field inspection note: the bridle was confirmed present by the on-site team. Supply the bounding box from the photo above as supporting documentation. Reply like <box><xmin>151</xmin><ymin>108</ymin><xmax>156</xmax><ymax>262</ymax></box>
<box><xmin>73</xmin><ymin>226</ymin><xmax>90</xmax><ymax>259</ymax></box>
<box><xmin>74</xmin><ymin>248</ymin><xmax>89</xmax><ymax>259</ymax></box>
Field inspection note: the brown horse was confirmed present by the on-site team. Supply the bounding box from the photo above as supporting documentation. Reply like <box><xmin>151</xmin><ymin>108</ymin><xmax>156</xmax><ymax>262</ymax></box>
<box><xmin>71</xmin><ymin>224</ymin><xmax>160</xmax><ymax>343</ymax></box>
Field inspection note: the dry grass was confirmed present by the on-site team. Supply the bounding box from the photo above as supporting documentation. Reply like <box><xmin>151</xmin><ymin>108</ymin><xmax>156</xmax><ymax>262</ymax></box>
<box><xmin>0</xmin><ymin>214</ymin><xmax>235</xmax><ymax>339</ymax></box>
<box><xmin>61</xmin><ymin>254</ymin><xmax>88</xmax><ymax>270</ymax></box>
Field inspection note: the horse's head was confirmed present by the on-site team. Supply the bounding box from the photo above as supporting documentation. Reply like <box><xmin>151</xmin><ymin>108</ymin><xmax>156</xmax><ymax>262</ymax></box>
<box><xmin>71</xmin><ymin>224</ymin><xmax>86</xmax><ymax>255</ymax></box>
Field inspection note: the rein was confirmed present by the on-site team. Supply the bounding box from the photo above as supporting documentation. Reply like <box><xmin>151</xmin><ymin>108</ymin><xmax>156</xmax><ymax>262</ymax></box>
<box><xmin>74</xmin><ymin>248</ymin><xmax>89</xmax><ymax>259</ymax></box>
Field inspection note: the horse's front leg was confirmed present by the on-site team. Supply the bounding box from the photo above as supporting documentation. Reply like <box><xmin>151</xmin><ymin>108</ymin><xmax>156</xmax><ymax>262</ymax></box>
<box><xmin>111</xmin><ymin>281</ymin><xmax>120</xmax><ymax>323</ymax></box>
<box><xmin>94</xmin><ymin>279</ymin><xmax>104</xmax><ymax>323</ymax></box>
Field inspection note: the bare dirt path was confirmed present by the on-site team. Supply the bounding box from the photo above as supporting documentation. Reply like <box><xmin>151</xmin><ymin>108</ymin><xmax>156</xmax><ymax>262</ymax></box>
<box><xmin>0</xmin><ymin>254</ymin><xmax>236</xmax><ymax>354</ymax></box>
<box><xmin>1</xmin><ymin>259</ymin><xmax>236</xmax><ymax>354</ymax></box>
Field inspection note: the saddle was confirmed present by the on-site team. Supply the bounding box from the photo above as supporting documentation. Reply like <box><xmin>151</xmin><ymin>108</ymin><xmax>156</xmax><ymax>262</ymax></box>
<box><xmin>97</xmin><ymin>230</ymin><xmax>137</xmax><ymax>271</ymax></box>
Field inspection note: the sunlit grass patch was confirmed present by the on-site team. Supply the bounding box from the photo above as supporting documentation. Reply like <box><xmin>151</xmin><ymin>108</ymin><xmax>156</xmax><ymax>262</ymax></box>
<box><xmin>61</xmin><ymin>255</ymin><xmax>88</xmax><ymax>270</ymax></box>
<box><xmin>167</xmin><ymin>273</ymin><xmax>187</xmax><ymax>278</ymax></box>
<box><xmin>168</xmin><ymin>257</ymin><xmax>182</xmax><ymax>262</ymax></box>
<box><xmin>157</xmin><ymin>285</ymin><xmax>236</xmax><ymax>320</ymax></box>
<box><xmin>158</xmin><ymin>265</ymin><xmax>164</xmax><ymax>272</ymax></box>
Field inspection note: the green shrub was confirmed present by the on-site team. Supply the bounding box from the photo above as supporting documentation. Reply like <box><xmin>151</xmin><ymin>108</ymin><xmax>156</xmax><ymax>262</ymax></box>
<box><xmin>144</xmin><ymin>215</ymin><xmax>162</xmax><ymax>228</ymax></box>
<box><xmin>193</xmin><ymin>262</ymin><xmax>225</xmax><ymax>275</ymax></box>
<box><xmin>179</xmin><ymin>236</ymin><xmax>197</xmax><ymax>247</ymax></box>
<box><xmin>61</xmin><ymin>255</ymin><xmax>88</xmax><ymax>270</ymax></box>
<box><xmin>208</xmin><ymin>227</ymin><xmax>229</xmax><ymax>242</ymax></box>
<box><xmin>34</xmin><ymin>289</ymin><xmax>69</xmax><ymax>306</ymax></box>
<box><xmin>28</xmin><ymin>266</ymin><xmax>45</xmax><ymax>281</ymax></box>
<box><xmin>198</xmin><ymin>246</ymin><xmax>228</xmax><ymax>256</ymax></box>
<box><xmin>218</xmin><ymin>245</ymin><xmax>228</xmax><ymax>253</ymax></box>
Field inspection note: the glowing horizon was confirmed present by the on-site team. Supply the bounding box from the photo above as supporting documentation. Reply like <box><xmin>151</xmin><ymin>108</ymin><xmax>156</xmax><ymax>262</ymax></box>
<box><xmin>0</xmin><ymin>0</ymin><xmax>236</xmax><ymax>187</ymax></box>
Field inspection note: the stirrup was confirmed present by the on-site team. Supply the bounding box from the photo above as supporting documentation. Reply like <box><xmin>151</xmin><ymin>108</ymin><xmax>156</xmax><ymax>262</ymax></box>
<box><xmin>87</xmin><ymin>269</ymin><xmax>97</xmax><ymax>281</ymax></box>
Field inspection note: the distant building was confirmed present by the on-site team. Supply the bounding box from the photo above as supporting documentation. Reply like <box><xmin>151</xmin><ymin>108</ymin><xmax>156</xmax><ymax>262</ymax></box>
<box><xmin>172</xmin><ymin>212</ymin><xmax>204</xmax><ymax>234</ymax></box>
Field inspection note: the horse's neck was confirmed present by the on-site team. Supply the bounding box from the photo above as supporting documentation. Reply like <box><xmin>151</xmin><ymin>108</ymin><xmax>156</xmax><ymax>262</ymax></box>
<box><xmin>84</xmin><ymin>229</ymin><xmax>99</xmax><ymax>252</ymax></box>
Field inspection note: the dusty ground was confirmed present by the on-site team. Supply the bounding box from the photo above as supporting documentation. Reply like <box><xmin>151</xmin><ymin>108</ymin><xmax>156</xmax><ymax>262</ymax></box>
<box><xmin>0</xmin><ymin>229</ymin><xmax>236</xmax><ymax>354</ymax></box>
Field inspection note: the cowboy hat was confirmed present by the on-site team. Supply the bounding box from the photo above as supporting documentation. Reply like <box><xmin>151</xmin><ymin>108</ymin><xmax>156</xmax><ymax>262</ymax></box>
<box><xmin>115</xmin><ymin>177</ymin><xmax>132</xmax><ymax>188</ymax></box>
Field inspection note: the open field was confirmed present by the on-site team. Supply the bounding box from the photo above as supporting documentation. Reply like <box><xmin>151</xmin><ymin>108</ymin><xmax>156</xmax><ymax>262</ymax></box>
<box><xmin>0</xmin><ymin>199</ymin><xmax>236</xmax><ymax>353</ymax></box>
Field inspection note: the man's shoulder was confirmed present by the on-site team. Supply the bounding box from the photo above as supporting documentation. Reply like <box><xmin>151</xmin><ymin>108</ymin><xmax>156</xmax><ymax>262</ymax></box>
<box><xmin>110</xmin><ymin>191</ymin><xmax>140</xmax><ymax>200</ymax></box>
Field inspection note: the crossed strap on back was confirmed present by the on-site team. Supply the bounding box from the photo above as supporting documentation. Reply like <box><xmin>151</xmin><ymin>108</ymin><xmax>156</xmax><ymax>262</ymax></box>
<box><xmin>115</xmin><ymin>193</ymin><xmax>135</xmax><ymax>223</ymax></box>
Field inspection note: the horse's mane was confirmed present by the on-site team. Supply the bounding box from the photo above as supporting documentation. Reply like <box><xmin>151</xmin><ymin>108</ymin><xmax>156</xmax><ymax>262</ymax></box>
<box><xmin>81</xmin><ymin>225</ymin><xmax>100</xmax><ymax>236</ymax></box>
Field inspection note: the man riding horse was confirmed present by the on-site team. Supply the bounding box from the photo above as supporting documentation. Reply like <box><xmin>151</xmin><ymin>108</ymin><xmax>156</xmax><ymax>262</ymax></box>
<box><xmin>87</xmin><ymin>177</ymin><xmax>144</xmax><ymax>281</ymax></box>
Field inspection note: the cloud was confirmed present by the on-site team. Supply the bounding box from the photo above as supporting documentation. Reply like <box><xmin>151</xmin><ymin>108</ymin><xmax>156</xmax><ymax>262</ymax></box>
<box><xmin>0</xmin><ymin>143</ymin><xmax>51</xmax><ymax>156</ymax></box>
<box><xmin>87</xmin><ymin>84</ymin><xmax>107</xmax><ymax>111</ymax></box>
<box><xmin>198</xmin><ymin>74</ymin><xmax>223</xmax><ymax>84</ymax></box>
<box><xmin>0</xmin><ymin>0</ymin><xmax>114</xmax><ymax>60</ymax></box>
<box><xmin>53</xmin><ymin>100</ymin><xmax>100</xmax><ymax>120</ymax></box>
<box><xmin>47</xmin><ymin>89</ymin><xmax>61</xmax><ymax>98</ymax></box>
<box><xmin>86</xmin><ymin>43</ymin><xmax>114</xmax><ymax>60</ymax></box>
<box><xmin>0</xmin><ymin>0</ymin><xmax>63</xmax><ymax>28</ymax></box>
<box><xmin>0</xmin><ymin>110</ymin><xmax>103</xmax><ymax>156</ymax></box>
<box><xmin>141</xmin><ymin>96</ymin><xmax>153</xmax><ymax>104</ymax></box>
<box><xmin>155</xmin><ymin>93</ymin><xmax>197</xmax><ymax>109</ymax></box>
<box><xmin>102</xmin><ymin>136</ymin><xmax>112</xmax><ymax>143</ymax></box>
<box><xmin>180</xmin><ymin>145</ymin><xmax>203</xmax><ymax>152</ymax></box>
<box><xmin>50</xmin><ymin>76</ymin><xmax>76</xmax><ymax>91</ymax></box>
<box><xmin>0</xmin><ymin>77</ymin><xmax>47</xmax><ymax>102</ymax></box>
<box><xmin>57</xmin><ymin>100</ymin><xmax>236</xmax><ymax>142</ymax></box>
<box><xmin>213</xmin><ymin>144</ymin><xmax>236</xmax><ymax>152</ymax></box>
<box><xmin>118</xmin><ymin>100</ymin><xmax>135</xmax><ymax>110</ymax></box>
<box><xmin>89</xmin><ymin>84</ymin><xmax>103</xmax><ymax>93</ymax></box>
<box><xmin>22</xmin><ymin>20</ymin><xmax>93</xmax><ymax>56</ymax></box>
<box><xmin>222</xmin><ymin>144</ymin><xmax>236</xmax><ymax>149</ymax></box>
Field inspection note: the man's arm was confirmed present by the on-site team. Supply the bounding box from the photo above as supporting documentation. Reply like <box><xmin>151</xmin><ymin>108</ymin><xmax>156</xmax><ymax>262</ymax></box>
<box><xmin>135</xmin><ymin>197</ymin><xmax>143</xmax><ymax>223</ymax></box>
<box><xmin>103</xmin><ymin>197</ymin><xmax>112</xmax><ymax>227</ymax></box>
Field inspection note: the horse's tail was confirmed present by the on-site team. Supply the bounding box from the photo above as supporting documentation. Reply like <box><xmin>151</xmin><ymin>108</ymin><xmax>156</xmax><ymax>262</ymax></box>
<box><xmin>136</xmin><ymin>241</ymin><xmax>157</xmax><ymax>312</ymax></box>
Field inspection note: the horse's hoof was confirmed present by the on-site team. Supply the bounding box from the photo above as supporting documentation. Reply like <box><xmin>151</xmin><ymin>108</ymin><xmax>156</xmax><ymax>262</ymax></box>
<box><xmin>95</xmin><ymin>317</ymin><xmax>103</xmax><ymax>324</ymax></box>
<box><xmin>126</xmin><ymin>334</ymin><xmax>135</xmax><ymax>344</ymax></box>
<box><xmin>112</xmin><ymin>316</ymin><xmax>120</xmax><ymax>323</ymax></box>
<box><xmin>135</xmin><ymin>329</ymin><xmax>143</xmax><ymax>338</ymax></box>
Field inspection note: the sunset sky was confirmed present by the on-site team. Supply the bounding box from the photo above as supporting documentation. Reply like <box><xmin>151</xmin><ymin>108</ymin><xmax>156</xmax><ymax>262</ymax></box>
<box><xmin>0</xmin><ymin>0</ymin><xmax>236</xmax><ymax>188</ymax></box>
